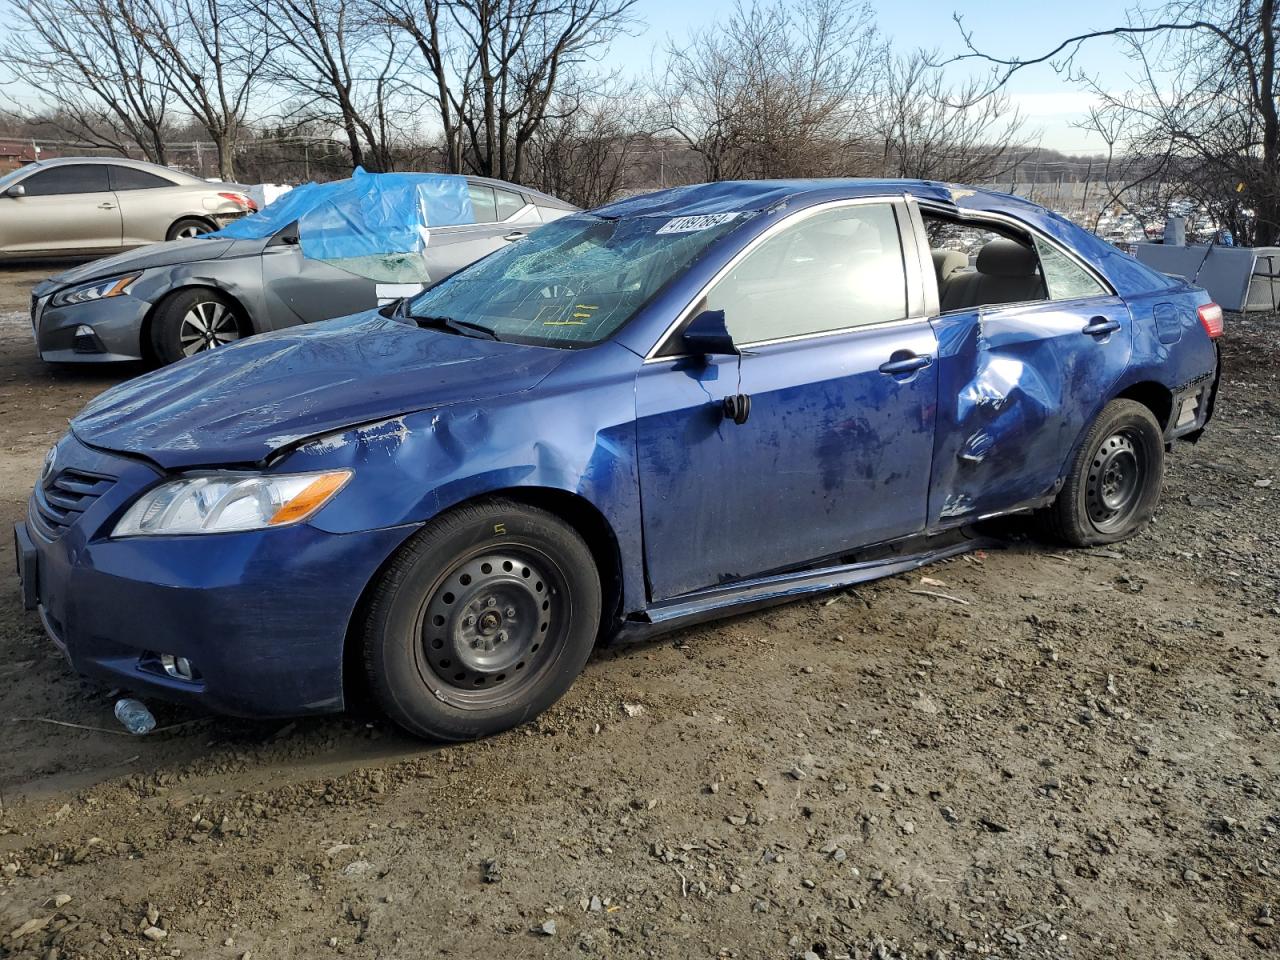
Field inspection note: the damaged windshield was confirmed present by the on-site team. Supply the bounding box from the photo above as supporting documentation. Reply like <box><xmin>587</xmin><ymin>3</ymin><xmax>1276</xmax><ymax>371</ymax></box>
<box><xmin>406</xmin><ymin>212</ymin><xmax>750</xmax><ymax>347</ymax></box>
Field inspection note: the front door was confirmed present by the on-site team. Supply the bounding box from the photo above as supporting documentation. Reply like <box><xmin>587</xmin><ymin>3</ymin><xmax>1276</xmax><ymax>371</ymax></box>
<box><xmin>258</xmin><ymin>236</ymin><xmax>378</xmax><ymax>329</ymax></box>
<box><xmin>635</xmin><ymin>201</ymin><xmax>939</xmax><ymax>601</ymax></box>
<box><xmin>0</xmin><ymin>164</ymin><xmax>122</xmax><ymax>255</ymax></box>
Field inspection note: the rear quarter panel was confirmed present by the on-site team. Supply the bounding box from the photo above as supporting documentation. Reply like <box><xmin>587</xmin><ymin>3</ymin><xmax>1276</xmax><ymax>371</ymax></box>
<box><xmin>118</xmin><ymin>186</ymin><xmax>217</xmax><ymax>244</ymax></box>
<box><xmin>1112</xmin><ymin>284</ymin><xmax>1218</xmax><ymax>393</ymax></box>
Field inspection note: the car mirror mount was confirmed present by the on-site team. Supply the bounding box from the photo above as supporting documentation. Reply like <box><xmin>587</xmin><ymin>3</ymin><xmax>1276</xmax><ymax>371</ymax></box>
<box><xmin>5</xmin><ymin>184</ymin><xmax>25</xmax><ymax>198</ymax></box>
<box><xmin>681</xmin><ymin>308</ymin><xmax>738</xmax><ymax>358</ymax></box>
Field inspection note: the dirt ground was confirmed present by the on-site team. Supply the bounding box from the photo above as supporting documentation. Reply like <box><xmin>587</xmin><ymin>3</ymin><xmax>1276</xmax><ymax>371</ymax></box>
<box><xmin>0</xmin><ymin>262</ymin><xmax>1276</xmax><ymax>960</ymax></box>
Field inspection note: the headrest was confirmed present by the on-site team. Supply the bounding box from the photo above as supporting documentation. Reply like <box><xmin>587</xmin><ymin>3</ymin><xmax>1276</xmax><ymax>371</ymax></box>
<box><xmin>932</xmin><ymin>249</ymin><xmax>967</xmax><ymax>281</ymax></box>
<box><xmin>977</xmin><ymin>238</ymin><xmax>1038</xmax><ymax>277</ymax></box>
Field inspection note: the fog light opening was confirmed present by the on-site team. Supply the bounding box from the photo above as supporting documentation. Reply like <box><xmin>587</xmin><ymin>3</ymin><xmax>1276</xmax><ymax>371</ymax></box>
<box><xmin>72</xmin><ymin>325</ymin><xmax>105</xmax><ymax>354</ymax></box>
<box><xmin>160</xmin><ymin>653</ymin><xmax>199</xmax><ymax>681</ymax></box>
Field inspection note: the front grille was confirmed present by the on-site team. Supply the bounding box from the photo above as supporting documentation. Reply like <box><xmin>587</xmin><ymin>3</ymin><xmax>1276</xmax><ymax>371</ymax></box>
<box><xmin>32</xmin><ymin>468</ymin><xmax>116</xmax><ymax>538</ymax></box>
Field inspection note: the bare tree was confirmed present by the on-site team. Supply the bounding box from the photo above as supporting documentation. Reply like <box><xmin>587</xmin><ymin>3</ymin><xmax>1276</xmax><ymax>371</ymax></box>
<box><xmin>375</xmin><ymin>0</ymin><xmax>639</xmax><ymax>181</ymax></box>
<box><xmin>944</xmin><ymin>0</ymin><xmax>1280</xmax><ymax>245</ymax></box>
<box><xmin>523</xmin><ymin>78</ymin><xmax>648</xmax><ymax>206</ymax></box>
<box><xmin>123</xmin><ymin>0</ymin><xmax>267</xmax><ymax>179</ymax></box>
<box><xmin>247</xmin><ymin>0</ymin><xmax>411</xmax><ymax>171</ymax></box>
<box><xmin>874</xmin><ymin>50</ymin><xmax>1026</xmax><ymax>183</ymax></box>
<box><xmin>0</xmin><ymin>0</ymin><xmax>173</xmax><ymax>161</ymax></box>
<box><xmin>653</xmin><ymin>0</ymin><xmax>886</xmax><ymax>181</ymax></box>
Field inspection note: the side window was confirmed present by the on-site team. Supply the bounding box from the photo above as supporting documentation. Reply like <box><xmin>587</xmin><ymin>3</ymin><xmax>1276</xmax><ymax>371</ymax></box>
<box><xmin>1034</xmin><ymin>237</ymin><xmax>1107</xmax><ymax>300</ymax></box>
<box><xmin>109</xmin><ymin>166</ymin><xmax>174</xmax><ymax>191</ymax></box>
<box><xmin>925</xmin><ymin>214</ymin><xmax>1048</xmax><ymax>312</ymax></box>
<box><xmin>468</xmin><ymin>184</ymin><xmax>497</xmax><ymax>224</ymax></box>
<box><xmin>537</xmin><ymin>206</ymin><xmax>569</xmax><ymax>223</ymax></box>
<box><xmin>704</xmin><ymin>204</ymin><xmax>907</xmax><ymax>344</ymax></box>
<box><xmin>494</xmin><ymin>188</ymin><xmax>526</xmax><ymax>221</ymax></box>
<box><xmin>19</xmin><ymin>164</ymin><xmax>110</xmax><ymax>196</ymax></box>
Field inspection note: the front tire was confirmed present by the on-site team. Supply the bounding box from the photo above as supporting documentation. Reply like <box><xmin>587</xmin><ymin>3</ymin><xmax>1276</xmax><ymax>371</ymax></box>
<box><xmin>361</xmin><ymin>499</ymin><xmax>601</xmax><ymax>741</ymax></box>
<box><xmin>149</xmin><ymin>288</ymin><xmax>244</xmax><ymax>365</ymax></box>
<box><xmin>1046</xmin><ymin>399</ymin><xmax>1165</xmax><ymax>546</ymax></box>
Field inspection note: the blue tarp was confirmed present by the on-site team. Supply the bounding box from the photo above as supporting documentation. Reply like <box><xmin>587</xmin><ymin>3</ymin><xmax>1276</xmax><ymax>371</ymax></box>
<box><xmin>208</xmin><ymin>168</ymin><xmax>475</xmax><ymax>280</ymax></box>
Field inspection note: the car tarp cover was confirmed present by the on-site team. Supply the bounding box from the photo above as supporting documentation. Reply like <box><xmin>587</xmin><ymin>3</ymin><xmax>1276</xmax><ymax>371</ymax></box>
<box><xmin>208</xmin><ymin>167</ymin><xmax>475</xmax><ymax>281</ymax></box>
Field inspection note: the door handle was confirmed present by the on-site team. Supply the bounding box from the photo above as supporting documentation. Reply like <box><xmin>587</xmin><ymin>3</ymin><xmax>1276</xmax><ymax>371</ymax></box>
<box><xmin>98</xmin><ymin>202</ymin><xmax>116</xmax><ymax>210</ymax></box>
<box><xmin>879</xmin><ymin>353</ymin><xmax>933</xmax><ymax>376</ymax></box>
<box><xmin>503</xmin><ymin>230</ymin><xmax>526</xmax><ymax>242</ymax></box>
<box><xmin>1082</xmin><ymin>316</ymin><xmax>1121</xmax><ymax>337</ymax></box>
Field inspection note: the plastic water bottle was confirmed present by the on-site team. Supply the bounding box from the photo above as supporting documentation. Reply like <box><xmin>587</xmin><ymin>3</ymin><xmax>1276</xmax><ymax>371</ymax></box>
<box><xmin>113</xmin><ymin>698</ymin><xmax>156</xmax><ymax>735</ymax></box>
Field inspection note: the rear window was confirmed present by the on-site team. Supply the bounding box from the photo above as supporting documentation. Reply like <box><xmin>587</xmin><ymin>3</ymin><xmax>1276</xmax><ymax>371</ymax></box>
<box><xmin>468</xmin><ymin>184</ymin><xmax>497</xmax><ymax>223</ymax></box>
<box><xmin>109</xmin><ymin>166</ymin><xmax>175</xmax><ymax>190</ymax></box>
<box><xmin>494</xmin><ymin>188</ymin><xmax>525</xmax><ymax>221</ymax></box>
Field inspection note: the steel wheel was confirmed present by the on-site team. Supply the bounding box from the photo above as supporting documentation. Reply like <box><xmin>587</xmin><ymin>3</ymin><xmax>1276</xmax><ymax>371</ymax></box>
<box><xmin>415</xmin><ymin>547</ymin><xmax>565</xmax><ymax>709</ymax></box>
<box><xmin>1044</xmin><ymin>399</ymin><xmax>1165</xmax><ymax>547</ymax></box>
<box><xmin>178</xmin><ymin>300</ymin><xmax>241</xmax><ymax>356</ymax></box>
<box><xmin>362</xmin><ymin>499</ymin><xmax>602</xmax><ymax>741</ymax></box>
<box><xmin>1085</xmin><ymin>428</ymin><xmax>1147</xmax><ymax>533</ymax></box>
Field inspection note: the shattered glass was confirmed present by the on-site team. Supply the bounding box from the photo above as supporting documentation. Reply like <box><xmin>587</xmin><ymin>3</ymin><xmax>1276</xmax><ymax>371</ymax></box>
<box><xmin>407</xmin><ymin>213</ymin><xmax>751</xmax><ymax>346</ymax></box>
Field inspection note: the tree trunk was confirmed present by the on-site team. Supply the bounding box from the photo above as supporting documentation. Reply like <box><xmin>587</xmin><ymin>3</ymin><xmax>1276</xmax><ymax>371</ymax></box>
<box><xmin>1256</xmin><ymin>0</ymin><xmax>1279</xmax><ymax>245</ymax></box>
<box><xmin>344</xmin><ymin>116</ymin><xmax>366</xmax><ymax>170</ymax></box>
<box><xmin>150</xmin><ymin>131</ymin><xmax>168</xmax><ymax>166</ymax></box>
<box><xmin>216</xmin><ymin>135</ymin><xmax>236</xmax><ymax>181</ymax></box>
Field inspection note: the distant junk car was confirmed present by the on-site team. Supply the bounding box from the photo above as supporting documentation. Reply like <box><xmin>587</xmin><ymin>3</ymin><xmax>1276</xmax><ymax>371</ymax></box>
<box><xmin>0</xmin><ymin>156</ymin><xmax>255</xmax><ymax>259</ymax></box>
<box><xmin>28</xmin><ymin>170</ymin><xmax>577</xmax><ymax>364</ymax></box>
<box><xmin>15</xmin><ymin>179</ymin><xmax>1221</xmax><ymax>742</ymax></box>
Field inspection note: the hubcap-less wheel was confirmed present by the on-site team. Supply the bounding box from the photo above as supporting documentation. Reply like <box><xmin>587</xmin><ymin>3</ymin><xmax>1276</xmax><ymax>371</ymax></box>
<box><xmin>1086</xmin><ymin>429</ymin><xmax>1145</xmax><ymax>532</ymax></box>
<box><xmin>179</xmin><ymin>300</ymin><xmax>240</xmax><ymax>356</ymax></box>
<box><xmin>418</xmin><ymin>549</ymin><xmax>561</xmax><ymax>708</ymax></box>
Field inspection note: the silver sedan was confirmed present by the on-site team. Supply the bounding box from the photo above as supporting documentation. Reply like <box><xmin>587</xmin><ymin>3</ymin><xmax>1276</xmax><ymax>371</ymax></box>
<box><xmin>0</xmin><ymin>156</ymin><xmax>254</xmax><ymax>259</ymax></box>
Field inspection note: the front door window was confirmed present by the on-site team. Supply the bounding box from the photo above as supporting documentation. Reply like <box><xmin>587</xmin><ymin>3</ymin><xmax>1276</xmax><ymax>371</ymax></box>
<box><xmin>703</xmin><ymin>203</ymin><xmax>909</xmax><ymax>344</ymax></box>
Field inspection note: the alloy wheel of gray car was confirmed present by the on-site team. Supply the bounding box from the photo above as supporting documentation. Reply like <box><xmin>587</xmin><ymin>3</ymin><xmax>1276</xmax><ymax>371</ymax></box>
<box><xmin>150</xmin><ymin>288</ymin><xmax>245</xmax><ymax>366</ymax></box>
<box><xmin>179</xmin><ymin>300</ymin><xmax>241</xmax><ymax>356</ymax></box>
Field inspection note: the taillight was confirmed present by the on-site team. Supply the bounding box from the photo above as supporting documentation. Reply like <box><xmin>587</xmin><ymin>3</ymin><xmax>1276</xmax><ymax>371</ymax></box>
<box><xmin>218</xmin><ymin>191</ymin><xmax>257</xmax><ymax>212</ymax></box>
<box><xmin>1197</xmin><ymin>302</ymin><xmax>1224</xmax><ymax>339</ymax></box>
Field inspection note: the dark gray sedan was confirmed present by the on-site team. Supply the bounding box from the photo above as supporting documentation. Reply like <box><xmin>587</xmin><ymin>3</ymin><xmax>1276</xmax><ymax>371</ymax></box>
<box><xmin>30</xmin><ymin>174</ymin><xmax>576</xmax><ymax>365</ymax></box>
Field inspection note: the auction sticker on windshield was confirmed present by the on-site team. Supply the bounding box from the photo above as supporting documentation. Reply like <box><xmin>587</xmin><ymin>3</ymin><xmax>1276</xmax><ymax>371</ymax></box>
<box><xmin>655</xmin><ymin>213</ymin><xmax>740</xmax><ymax>234</ymax></box>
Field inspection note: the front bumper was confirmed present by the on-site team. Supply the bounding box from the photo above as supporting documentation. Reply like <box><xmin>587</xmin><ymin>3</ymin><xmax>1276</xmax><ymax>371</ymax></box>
<box><xmin>31</xmin><ymin>290</ymin><xmax>151</xmax><ymax>363</ymax></box>
<box><xmin>15</xmin><ymin>433</ymin><xmax>416</xmax><ymax>718</ymax></box>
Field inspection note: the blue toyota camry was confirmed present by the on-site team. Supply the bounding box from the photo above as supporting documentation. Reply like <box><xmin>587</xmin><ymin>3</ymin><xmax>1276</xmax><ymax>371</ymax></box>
<box><xmin>14</xmin><ymin>180</ymin><xmax>1222</xmax><ymax>741</ymax></box>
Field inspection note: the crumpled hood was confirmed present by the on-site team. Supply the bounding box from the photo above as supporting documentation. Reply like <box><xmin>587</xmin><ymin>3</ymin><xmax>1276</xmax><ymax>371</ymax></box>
<box><xmin>36</xmin><ymin>237</ymin><xmax>239</xmax><ymax>293</ymax></box>
<box><xmin>71</xmin><ymin>311</ymin><xmax>566</xmax><ymax>468</ymax></box>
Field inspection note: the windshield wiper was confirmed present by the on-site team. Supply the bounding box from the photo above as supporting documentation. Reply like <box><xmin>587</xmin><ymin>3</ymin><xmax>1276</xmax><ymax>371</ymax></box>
<box><xmin>410</xmin><ymin>313</ymin><xmax>502</xmax><ymax>341</ymax></box>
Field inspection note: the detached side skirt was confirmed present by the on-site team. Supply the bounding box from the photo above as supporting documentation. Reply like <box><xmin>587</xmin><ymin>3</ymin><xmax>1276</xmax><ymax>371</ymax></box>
<box><xmin>611</xmin><ymin>529</ymin><xmax>991</xmax><ymax>645</ymax></box>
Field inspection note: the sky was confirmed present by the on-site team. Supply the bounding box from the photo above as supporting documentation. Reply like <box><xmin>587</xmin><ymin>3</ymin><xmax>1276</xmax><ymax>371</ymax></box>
<box><xmin>1</xmin><ymin>0</ymin><xmax>1142</xmax><ymax>154</ymax></box>
<box><xmin>612</xmin><ymin>0</ymin><xmax>1143</xmax><ymax>154</ymax></box>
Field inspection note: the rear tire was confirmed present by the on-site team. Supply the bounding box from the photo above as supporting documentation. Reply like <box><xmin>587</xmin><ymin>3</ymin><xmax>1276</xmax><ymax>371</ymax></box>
<box><xmin>149</xmin><ymin>288</ymin><xmax>244</xmax><ymax>365</ymax></box>
<box><xmin>166</xmin><ymin>217</ymin><xmax>215</xmax><ymax>241</ymax></box>
<box><xmin>361</xmin><ymin>499</ymin><xmax>601</xmax><ymax>741</ymax></box>
<box><xmin>1045</xmin><ymin>399</ymin><xmax>1164</xmax><ymax>546</ymax></box>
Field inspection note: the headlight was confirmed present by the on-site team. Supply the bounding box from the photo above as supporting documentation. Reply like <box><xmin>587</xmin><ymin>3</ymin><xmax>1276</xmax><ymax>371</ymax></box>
<box><xmin>112</xmin><ymin>470</ymin><xmax>352</xmax><ymax>537</ymax></box>
<box><xmin>51</xmin><ymin>274</ymin><xmax>141</xmax><ymax>308</ymax></box>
